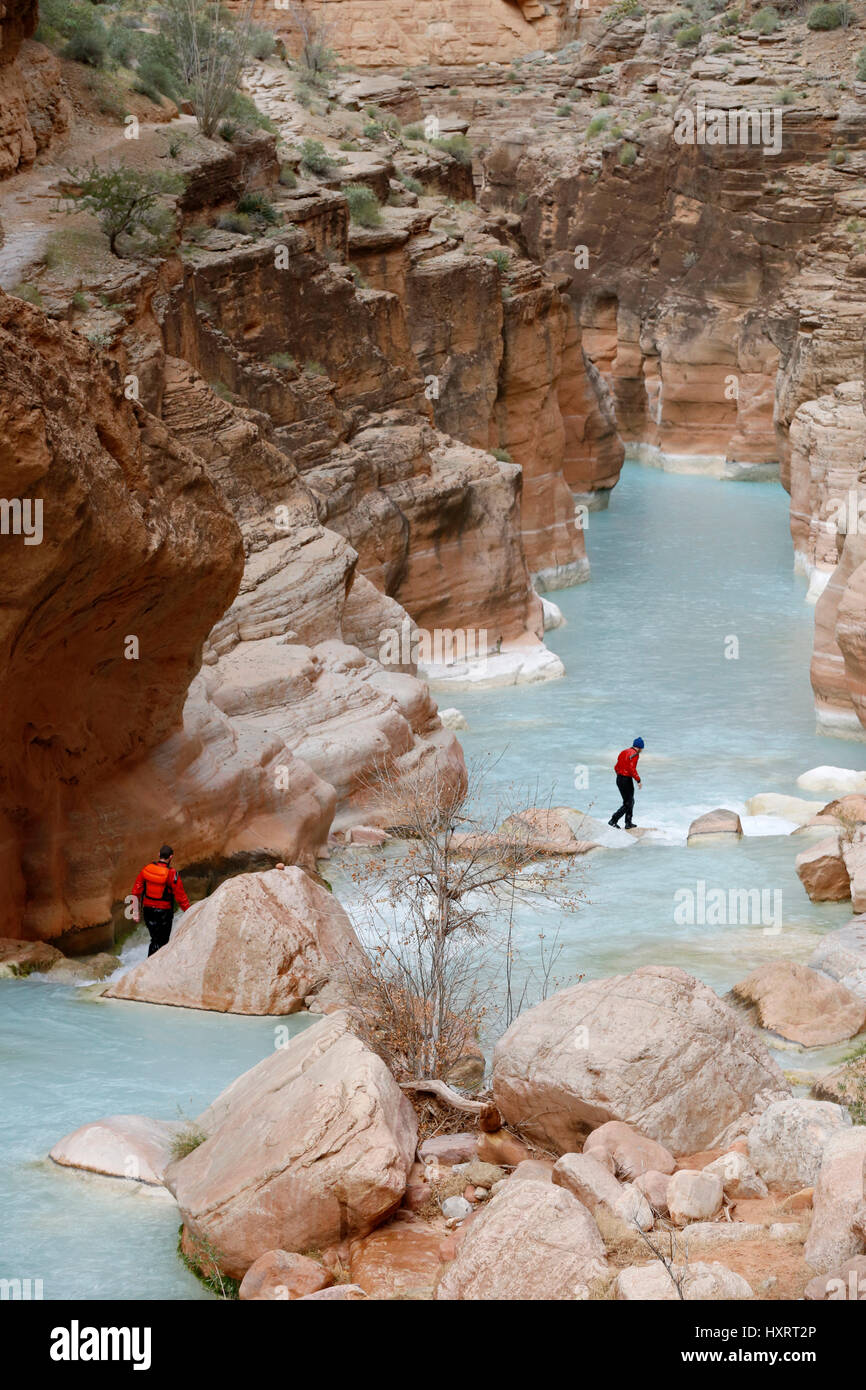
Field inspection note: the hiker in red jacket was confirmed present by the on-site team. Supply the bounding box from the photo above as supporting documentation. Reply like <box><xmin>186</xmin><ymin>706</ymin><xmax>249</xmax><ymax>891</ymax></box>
<box><xmin>132</xmin><ymin>845</ymin><xmax>190</xmax><ymax>956</ymax></box>
<box><xmin>609</xmin><ymin>738</ymin><xmax>645</xmax><ymax>830</ymax></box>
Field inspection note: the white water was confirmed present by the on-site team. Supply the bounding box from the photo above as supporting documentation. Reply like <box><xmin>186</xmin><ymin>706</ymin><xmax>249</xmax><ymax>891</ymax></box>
<box><xmin>2</xmin><ymin>461</ymin><xmax>862</xmax><ymax>1298</ymax></box>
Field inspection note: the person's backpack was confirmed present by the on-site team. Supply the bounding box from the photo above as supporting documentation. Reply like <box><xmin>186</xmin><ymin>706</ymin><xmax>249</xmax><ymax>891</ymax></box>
<box><xmin>142</xmin><ymin>862</ymin><xmax>176</xmax><ymax>909</ymax></box>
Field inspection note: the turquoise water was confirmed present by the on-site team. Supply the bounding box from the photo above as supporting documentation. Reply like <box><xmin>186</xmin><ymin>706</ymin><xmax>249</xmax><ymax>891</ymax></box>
<box><xmin>2</xmin><ymin>462</ymin><xmax>862</xmax><ymax>1299</ymax></box>
<box><xmin>0</xmin><ymin>975</ymin><xmax>310</xmax><ymax>1299</ymax></box>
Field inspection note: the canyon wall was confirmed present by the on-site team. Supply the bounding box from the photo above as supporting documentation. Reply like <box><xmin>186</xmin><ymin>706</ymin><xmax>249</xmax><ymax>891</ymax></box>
<box><xmin>0</xmin><ymin>1</ymin><xmax>70</xmax><ymax>179</ymax></box>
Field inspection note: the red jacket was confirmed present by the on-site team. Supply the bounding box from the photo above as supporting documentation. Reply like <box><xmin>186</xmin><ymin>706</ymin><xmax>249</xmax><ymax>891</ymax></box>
<box><xmin>133</xmin><ymin>861</ymin><xmax>190</xmax><ymax>912</ymax></box>
<box><xmin>615</xmin><ymin>747</ymin><xmax>642</xmax><ymax>783</ymax></box>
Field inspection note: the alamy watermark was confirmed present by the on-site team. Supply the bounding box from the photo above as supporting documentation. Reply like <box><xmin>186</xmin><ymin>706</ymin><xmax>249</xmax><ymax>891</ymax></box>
<box><xmin>0</xmin><ymin>498</ymin><xmax>42</xmax><ymax>545</ymax></box>
<box><xmin>673</xmin><ymin>101</ymin><xmax>783</xmax><ymax>157</ymax></box>
<box><xmin>673</xmin><ymin>879</ymin><xmax>782</xmax><ymax>934</ymax></box>
<box><xmin>379</xmin><ymin>618</ymin><xmax>489</xmax><ymax>671</ymax></box>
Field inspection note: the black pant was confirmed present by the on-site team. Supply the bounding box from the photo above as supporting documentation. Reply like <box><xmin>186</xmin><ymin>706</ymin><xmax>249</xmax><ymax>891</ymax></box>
<box><xmin>610</xmin><ymin>774</ymin><xmax>635</xmax><ymax>827</ymax></box>
<box><xmin>143</xmin><ymin>906</ymin><xmax>174</xmax><ymax>956</ymax></box>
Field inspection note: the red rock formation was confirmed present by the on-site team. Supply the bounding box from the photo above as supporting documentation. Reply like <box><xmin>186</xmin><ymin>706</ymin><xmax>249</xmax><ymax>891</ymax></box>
<box><xmin>0</xmin><ymin>0</ymin><xmax>70</xmax><ymax>179</ymax></box>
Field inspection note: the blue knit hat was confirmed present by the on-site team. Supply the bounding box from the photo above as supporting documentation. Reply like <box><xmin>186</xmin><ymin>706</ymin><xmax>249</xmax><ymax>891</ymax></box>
<box><xmin>633</xmin><ymin>737</ymin><xmax>644</xmax><ymax>749</ymax></box>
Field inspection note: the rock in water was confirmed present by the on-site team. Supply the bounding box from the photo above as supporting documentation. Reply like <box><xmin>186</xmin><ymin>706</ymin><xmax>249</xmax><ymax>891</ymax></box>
<box><xmin>795</xmin><ymin>837</ymin><xmax>851</xmax><ymax>902</ymax></box>
<box><xmin>687</xmin><ymin>808</ymin><xmax>743</xmax><ymax>843</ymax></box>
<box><xmin>165</xmin><ymin>1012</ymin><xmax>417</xmax><ymax>1278</ymax></box>
<box><xmin>492</xmin><ymin>965</ymin><xmax>788</xmax><ymax>1153</ymax></box>
<box><xmin>732</xmin><ymin>960</ymin><xmax>866</xmax><ymax>1047</ymax></box>
<box><xmin>104</xmin><ymin>867</ymin><xmax>365</xmax><ymax>1014</ymax></box>
<box><xmin>808</xmin><ymin>918</ymin><xmax>866</xmax><ymax>1000</ymax></box>
<box><xmin>49</xmin><ymin>1115</ymin><xmax>186</xmax><ymax>1185</ymax></box>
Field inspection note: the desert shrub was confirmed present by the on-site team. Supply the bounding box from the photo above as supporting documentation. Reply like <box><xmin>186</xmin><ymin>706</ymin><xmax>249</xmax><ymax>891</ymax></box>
<box><xmin>236</xmin><ymin>191</ymin><xmax>279</xmax><ymax>224</ymax></box>
<box><xmin>751</xmin><ymin>4</ymin><xmax>780</xmax><ymax>31</ymax></box>
<box><xmin>431</xmin><ymin>134</ymin><xmax>472</xmax><ymax>165</ymax></box>
<box><xmin>169</xmin><ymin>1124</ymin><xmax>207</xmax><ymax>1162</ymax></box>
<box><xmin>300</xmin><ymin>138</ymin><xmax>337</xmax><ymax>177</ymax></box>
<box><xmin>587</xmin><ymin>115</ymin><xmax>609</xmax><ymax>136</ymax></box>
<box><xmin>675</xmin><ymin>22</ymin><xmax>703</xmax><ymax>44</ymax></box>
<box><xmin>598</xmin><ymin>91</ymin><xmax>612</xmax><ymax>106</ymax></box>
<box><xmin>267</xmin><ymin>352</ymin><xmax>296</xmax><ymax>370</ymax></box>
<box><xmin>399</xmin><ymin>172</ymin><xmax>424</xmax><ymax>194</ymax></box>
<box><xmin>777</xmin><ymin>87</ymin><xmax>797</xmax><ymax>104</ymax></box>
<box><xmin>344</xmin><ymin>183</ymin><xmax>382</xmax><ymax>227</ymax></box>
<box><xmin>250</xmin><ymin>25</ymin><xmax>276</xmax><ymax>59</ymax></box>
<box><xmin>226</xmin><ymin>91</ymin><xmax>277</xmax><ymax>133</ymax></box>
<box><xmin>807</xmin><ymin>2</ymin><xmax>850</xmax><ymax>27</ymax></box>
<box><xmin>619</xmin><ymin>141</ymin><xmax>638</xmax><ymax>165</ymax></box>
<box><xmin>216</xmin><ymin>210</ymin><xmax>252</xmax><ymax>233</ymax></box>
<box><xmin>857</xmin><ymin>46</ymin><xmax>866</xmax><ymax>81</ymax></box>
<box><xmin>12</xmin><ymin>283</ymin><xmax>44</xmax><ymax>307</ymax></box>
<box><xmin>403</xmin><ymin>125</ymin><xmax>424</xmax><ymax>139</ymax></box>
<box><xmin>279</xmin><ymin>164</ymin><xmax>298</xmax><ymax>187</ymax></box>
<box><xmin>484</xmin><ymin>248</ymin><xmax>510</xmax><ymax>271</ymax></box>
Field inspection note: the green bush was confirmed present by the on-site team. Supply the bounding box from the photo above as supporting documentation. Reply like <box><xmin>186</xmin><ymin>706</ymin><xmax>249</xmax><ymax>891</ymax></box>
<box><xmin>751</xmin><ymin>5</ymin><xmax>779</xmax><ymax>32</ymax></box>
<box><xmin>777</xmin><ymin>87</ymin><xmax>797</xmax><ymax>104</ymax></box>
<box><xmin>64</xmin><ymin>9</ymin><xmax>109</xmax><ymax>66</ymax></box>
<box><xmin>675</xmin><ymin>22</ymin><xmax>703</xmax><ymax>44</ymax></box>
<box><xmin>399</xmin><ymin>172</ymin><xmax>424</xmax><ymax>194</ymax></box>
<box><xmin>227</xmin><ymin>91</ymin><xmax>277</xmax><ymax>133</ymax></box>
<box><xmin>300</xmin><ymin>139</ymin><xmax>337</xmax><ymax>177</ymax></box>
<box><xmin>484</xmin><ymin>248</ymin><xmax>510</xmax><ymax>271</ymax></box>
<box><xmin>857</xmin><ymin>46</ymin><xmax>866</xmax><ymax>81</ymax></box>
<box><xmin>619</xmin><ymin>141</ymin><xmax>638</xmax><ymax>165</ymax></box>
<box><xmin>250</xmin><ymin>26</ymin><xmax>276</xmax><ymax>60</ymax></box>
<box><xmin>216</xmin><ymin>210</ymin><xmax>252</xmax><ymax>234</ymax></box>
<box><xmin>587</xmin><ymin>115</ymin><xmax>609</xmax><ymax>136</ymax></box>
<box><xmin>344</xmin><ymin>183</ymin><xmax>382</xmax><ymax>227</ymax></box>
<box><xmin>279</xmin><ymin>164</ymin><xmax>298</xmax><ymax>188</ymax></box>
<box><xmin>807</xmin><ymin>2</ymin><xmax>850</xmax><ymax>27</ymax></box>
<box><xmin>237</xmin><ymin>191</ymin><xmax>279</xmax><ymax>224</ymax></box>
<box><xmin>430</xmin><ymin>134</ymin><xmax>472</xmax><ymax>166</ymax></box>
<box><xmin>403</xmin><ymin>125</ymin><xmax>424</xmax><ymax>139</ymax></box>
<box><xmin>12</xmin><ymin>283</ymin><xmax>44</xmax><ymax>307</ymax></box>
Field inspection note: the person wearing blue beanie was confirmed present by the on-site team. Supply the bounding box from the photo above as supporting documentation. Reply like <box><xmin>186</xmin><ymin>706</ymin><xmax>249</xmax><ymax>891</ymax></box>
<box><xmin>609</xmin><ymin>738</ymin><xmax>644</xmax><ymax>829</ymax></box>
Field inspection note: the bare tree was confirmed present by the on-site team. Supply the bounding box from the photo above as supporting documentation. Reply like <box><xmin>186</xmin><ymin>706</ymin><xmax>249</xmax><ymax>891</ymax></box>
<box><xmin>339</xmin><ymin>755</ymin><xmax>584</xmax><ymax>1085</ymax></box>
<box><xmin>165</xmin><ymin>0</ymin><xmax>256</xmax><ymax>138</ymax></box>
<box><xmin>286</xmin><ymin>0</ymin><xmax>338</xmax><ymax>77</ymax></box>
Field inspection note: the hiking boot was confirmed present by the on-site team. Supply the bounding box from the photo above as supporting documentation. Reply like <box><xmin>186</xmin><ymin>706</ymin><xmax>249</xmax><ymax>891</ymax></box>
<box><xmin>608</xmin><ymin>817</ymin><xmax>619</xmax><ymax>827</ymax></box>
<box><xmin>625</xmin><ymin>821</ymin><xmax>636</xmax><ymax>830</ymax></box>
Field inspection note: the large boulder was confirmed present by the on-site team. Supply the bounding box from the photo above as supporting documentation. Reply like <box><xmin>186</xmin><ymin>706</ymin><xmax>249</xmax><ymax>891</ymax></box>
<box><xmin>808</xmin><ymin>918</ymin><xmax>866</xmax><ymax>1000</ymax></box>
<box><xmin>702</xmin><ymin>1151</ymin><xmax>768</xmax><ymax>1200</ymax></box>
<box><xmin>687</xmin><ymin>809</ymin><xmax>743</xmax><ymax>843</ymax></box>
<box><xmin>105</xmin><ymin>868</ymin><xmax>365</xmax><ymax>1014</ymax></box>
<box><xmin>348</xmin><ymin>1222</ymin><xmax>446</xmax><ymax>1298</ymax></box>
<box><xmin>795</xmin><ymin>837</ymin><xmax>851</xmax><ymax>903</ymax></box>
<box><xmin>165</xmin><ymin>1012</ymin><xmax>417</xmax><ymax>1278</ymax></box>
<box><xmin>842</xmin><ymin>833</ymin><xmax>866</xmax><ymax>914</ymax></box>
<box><xmin>804</xmin><ymin>1128</ymin><xmax>866</xmax><ymax>1273</ymax></box>
<box><xmin>731</xmin><ymin>961</ymin><xmax>866</xmax><ymax>1047</ymax></box>
<box><xmin>435</xmin><ymin>1179</ymin><xmax>608</xmax><ymax>1300</ymax></box>
<box><xmin>748</xmin><ymin>1099</ymin><xmax>852</xmax><ymax>1190</ymax></box>
<box><xmin>492</xmin><ymin>966</ymin><xmax>788</xmax><ymax>1154</ymax></box>
<box><xmin>49</xmin><ymin>1114</ymin><xmax>184</xmax><ymax>1185</ymax></box>
<box><xmin>798</xmin><ymin>768</ymin><xmax>866</xmax><ymax>795</ymax></box>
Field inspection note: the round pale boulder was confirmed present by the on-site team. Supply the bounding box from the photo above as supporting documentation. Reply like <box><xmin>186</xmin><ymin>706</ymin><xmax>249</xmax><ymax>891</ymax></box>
<box><xmin>748</xmin><ymin>1099</ymin><xmax>852</xmax><ymax>1190</ymax></box>
<box><xmin>436</xmin><ymin>1179</ymin><xmax>608</xmax><ymax>1301</ymax></box>
<box><xmin>166</xmin><ymin>1012</ymin><xmax>417</xmax><ymax>1278</ymax></box>
<box><xmin>798</xmin><ymin>768</ymin><xmax>866</xmax><ymax>795</ymax></box>
<box><xmin>796</xmin><ymin>838</ymin><xmax>851</xmax><ymax>903</ymax></box>
<box><xmin>239</xmin><ymin>1250</ymin><xmax>332</xmax><ymax>1300</ymax></box>
<box><xmin>687</xmin><ymin>809</ymin><xmax>743</xmax><ymax>844</ymax></box>
<box><xmin>105</xmin><ymin>867</ymin><xmax>366</xmax><ymax>1014</ymax></box>
<box><xmin>49</xmin><ymin>1114</ymin><xmax>186</xmax><ymax>1185</ymax></box>
<box><xmin>492</xmin><ymin>965</ymin><xmax>788</xmax><ymax>1154</ymax></box>
<box><xmin>732</xmin><ymin>960</ymin><xmax>866</xmax><ymax>1047</ymax></box>
<box><xmin>746</xmin><ymin>794</ymin><xmax>825</xmax><ymax>824</ymax></box>
<box><xmin>667</xmin><ymin>1169</ymin><xmax>724</xmax><ymax>1227</ymax></box>
<box><xmin>702</xmin><ymin>1151</ymin><xmax>768</xmax><ymax>1200</ymax></box>
<box><xmin>583</xmin><ymin>1120</ymin><xmax>676</xmax><ymax>1179</ymax></box>
<box><xmin>615</xmin><ymin>1261</ymin><xmax>753</xmax><ymax>1301</ymax></box>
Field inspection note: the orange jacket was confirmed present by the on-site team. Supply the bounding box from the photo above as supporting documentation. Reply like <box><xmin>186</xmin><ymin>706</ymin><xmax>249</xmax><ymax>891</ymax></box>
<box><xmin>614</xmin><ymin>747</ymin><xmax>641</xmax><ymax>784</ymax></box>
<box><xmin>133</xmin><ymin>861</ymin><xmax>190</xmax><ymax>912</ymax></box>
